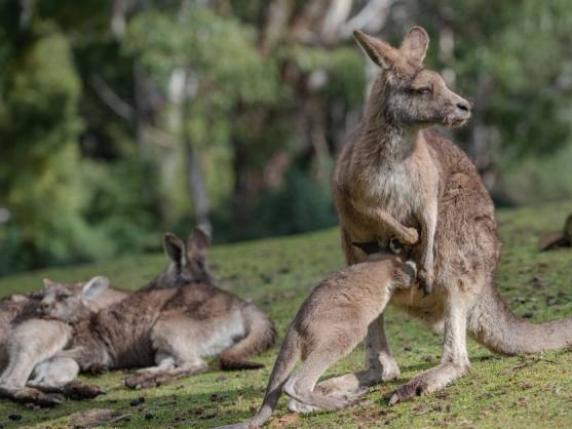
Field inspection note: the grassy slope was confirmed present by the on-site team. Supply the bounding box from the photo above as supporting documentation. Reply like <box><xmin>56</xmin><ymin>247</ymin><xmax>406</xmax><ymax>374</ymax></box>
<box><xmin>0</xmin><ymin>202</ymin><xmax>572</xmax><ymax>429</ymax></box>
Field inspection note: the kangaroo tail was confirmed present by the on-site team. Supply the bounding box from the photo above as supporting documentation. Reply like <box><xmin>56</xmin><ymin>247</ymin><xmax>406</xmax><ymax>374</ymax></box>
<box><xmin>216</xmin><ymin>329</ymin><xmax>301</xmax><ymax>429</ymax></box>
<box><xmin>246</xmin><ymin>329</ymin><xmax>301</xmax><ymax>428</ymax></box>
<box><xmin>468</xmin><ymin>285</ymin><xmax>572</xmax><ymax>354</ymax></box>
<box><xmin>219</xmin><ymin>304</ymin><xmax>276</xmax><ymax>370</ymax></box>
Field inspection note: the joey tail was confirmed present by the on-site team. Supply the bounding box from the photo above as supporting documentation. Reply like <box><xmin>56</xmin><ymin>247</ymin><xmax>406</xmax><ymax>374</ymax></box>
<box><xmin>216</xmin><ymin>329</ymin><xmax>301</xmax><ymax>429</ymax></box>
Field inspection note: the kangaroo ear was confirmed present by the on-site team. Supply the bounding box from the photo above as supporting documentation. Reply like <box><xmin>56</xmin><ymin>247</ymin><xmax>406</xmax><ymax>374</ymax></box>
<box><xmin>81</xmin><ymin>276</ymin><xmax>110</xmax><ymax>301</ymax></box>
<box><xmin>187</xmin><ymin>226</ymin><xmax>211</xmax><ymax>260</ymax></box>
<box><xmin>42</xmin><ymin>278</ymin><xmax>56</xmax><ymax>290</ymax></box>
<box><xmin>163</xmin><ymin>233</ymin><xmax>187</xmax><ymax>269</ymax></box>
<box><xmin>400</xmin><ymin>26</ymin><xmax>429</xmax><ymax>65</ymax></box>
<box><xmin>353</xmin><ymin>30</ymin><xmax>400</xmax><ymax>69</ymax></box>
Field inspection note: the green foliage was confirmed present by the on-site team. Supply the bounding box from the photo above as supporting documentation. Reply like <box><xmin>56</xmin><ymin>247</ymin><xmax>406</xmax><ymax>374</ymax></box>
<box><xmin>82</xmin><ymin>157</ymin><xmax>164</xmax><ymax>254</ymax></box>
<box><xmin>125</xmin><ymin>7</ymin><xmax>282</xmax><ymax>107</ymax></box>
<box><xmin>214</xmin><ymin>169</ymin><xmax>337</xmax><ymax>241</ymax></box>
<box><xmin>0</xmin><ymin>24</ymin><xmax>94</xmax><ymax>274</ymax></box>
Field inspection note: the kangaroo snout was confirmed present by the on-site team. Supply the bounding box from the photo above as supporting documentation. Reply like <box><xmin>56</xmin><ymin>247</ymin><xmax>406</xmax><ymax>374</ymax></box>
<box><xmin>445</xmin><ymin>95</ymin><xmax>471</xmax><ymax>127</ymax></box>
<box><xmin>37</xmin><ymin>301</ymin><xmax>51</xmax><ymax>315</ymax></box>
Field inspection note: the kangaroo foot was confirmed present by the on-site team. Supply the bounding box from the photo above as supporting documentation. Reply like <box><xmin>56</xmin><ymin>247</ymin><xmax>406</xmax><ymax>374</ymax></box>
<box><xmin>388</xmin><ymin>362</ymin><xmax>468</xmax><ymax>405</ymax></box>
<box><xmin>0</xmin><ymin>386</ymin><xmax>63</xmax><ymax>407</ymax></box>
<box><xmin>124</xmin><ymin>364</ymin><xmax>207</xmax><ymax>389</ymax></box>
<box><xmin>124</xmin><ymin>372</ymin><xmax>168</xmax><ymax>390</ymax></box>
<box><xmin>30</xmin><ymin>380</ymin><xmax>104</xmax><ymax>400</ymax></box>
<box><xmin>388</xmin><ymin>377</ymin><xmax>429</xmax><ymax>405</ymax></box>
<box><xmin>62</xmin><ymin>381</ymin><xmax>105</xmax><ymax>400</ymax></box>
<box><xmin>286</xmin><ymin>392</ymin><xmax>361</xmax><ymax>414</ymax></box>
<box><xmin>287</xmin><ymin>398</ymin><xmax>320</xmax><ymax>414</ymax></box>
<box><xmin>317</xmin><ymin>363</ymin><xmax>396</xmax><ymax>398</ymax></box>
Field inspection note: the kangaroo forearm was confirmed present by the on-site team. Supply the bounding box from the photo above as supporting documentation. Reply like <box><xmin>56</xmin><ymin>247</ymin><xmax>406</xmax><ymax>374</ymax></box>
<box><xmin>351</xmin><ymin>200</ymin><xmax>417</xmax><ymax>244</ymax></box>
<box><xmin>419</xmin><ymin>202</ymin><xmax>438</xmax><ymax>269</ymax></box>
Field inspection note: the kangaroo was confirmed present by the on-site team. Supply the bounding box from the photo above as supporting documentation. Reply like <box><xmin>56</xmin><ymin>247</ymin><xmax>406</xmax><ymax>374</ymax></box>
<box><xmin>33</xmin><ymin>229</ymin><xmax>276</xmax><ymax>392</ymax></box>
<box><xmin>322</xmin><ymin>25</ymin><xmax>572</xmax><ymax>406</ymax></box>
<box><xmin>218</xmin><ymin>252</ymin><xmax>417</xmax><ymax>429</ymax></box>
<box><xmin>0</xmin><ymin>277</ymin><xmax>129</xmax><ymax>406</ymax></box>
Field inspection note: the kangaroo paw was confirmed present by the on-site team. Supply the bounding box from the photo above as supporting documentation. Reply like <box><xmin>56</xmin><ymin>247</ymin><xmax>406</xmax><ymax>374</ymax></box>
<box><xmin>417</xmin><ymin>268</ymin><xmax>434</xmax><ymax>296</ymax></box>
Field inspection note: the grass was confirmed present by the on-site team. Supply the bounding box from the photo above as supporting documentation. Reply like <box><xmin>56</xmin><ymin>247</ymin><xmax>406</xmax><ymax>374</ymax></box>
<box><xmin>1</xmin><ymin>202</ymin><xmax>572</xmax><ymax>428</ymax></box>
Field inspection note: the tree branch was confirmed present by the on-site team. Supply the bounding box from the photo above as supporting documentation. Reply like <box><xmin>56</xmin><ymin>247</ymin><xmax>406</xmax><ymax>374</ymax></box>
<box><xmin>90</xmin><ymin>75</ymin><xmax>134</xmax><ymax>122</ymax></box>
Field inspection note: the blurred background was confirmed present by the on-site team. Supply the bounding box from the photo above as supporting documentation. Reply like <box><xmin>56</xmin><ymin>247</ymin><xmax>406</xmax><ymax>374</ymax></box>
<box><xmin>1</xmin><ymin>0</ymin><xmax>571</xmax><ymax>276</ymax></box>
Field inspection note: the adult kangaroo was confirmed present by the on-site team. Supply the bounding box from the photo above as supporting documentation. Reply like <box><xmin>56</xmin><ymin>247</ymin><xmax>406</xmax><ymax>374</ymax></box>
<box><xmin>0</xmin><ymin>278</ymin><xmax>128</xmax><ymax>406</ymax></box>
<box><xmin>329</xmin><ymin>26</ymin><xmax>572</xmax><ymax>405</ymax></box>
<box><xmin>33</xmin><ymin>229</ymin><xmax>276</xmax><ymax>392</ymax></box>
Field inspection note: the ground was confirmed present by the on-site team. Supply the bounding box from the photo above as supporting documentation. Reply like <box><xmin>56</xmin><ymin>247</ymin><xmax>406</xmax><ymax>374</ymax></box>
<box><xmin>0</xmin><ymin>202</ymin><xmax>571</xmax><ymax>428</ymax></box>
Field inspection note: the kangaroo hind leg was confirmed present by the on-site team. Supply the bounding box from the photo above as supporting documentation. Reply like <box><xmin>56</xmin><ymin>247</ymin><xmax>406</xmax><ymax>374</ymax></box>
<box><xmin>284</xmin><ymin>338</ymin><xmax>363</xmax><ymax>414</ymax></box>
<box><xmin>125</xmin><ymin>320</ymin><xmax>207</xmax><ymax>389</ymax></box>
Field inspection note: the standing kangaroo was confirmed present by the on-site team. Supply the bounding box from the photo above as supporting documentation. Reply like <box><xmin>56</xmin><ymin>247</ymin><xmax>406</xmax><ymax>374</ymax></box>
<box><xmin>33</xmin><ymin>229</ymin><xmax>276</xmax><ymax>392</ymax></box>
<box><xmin>218</xmin><ymin>253</ymin><xmax>417</xmax><ymax>429</ymax></box>
<box><xmin>323</xmin><ymin>26</ymin><xmax>572</xmax><ymax>405</ymax></box>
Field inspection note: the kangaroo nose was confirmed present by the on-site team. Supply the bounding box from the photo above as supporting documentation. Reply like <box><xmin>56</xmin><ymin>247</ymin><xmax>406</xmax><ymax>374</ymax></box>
<box><xmin>456</xmin><ymin>101</ymin><xmax>470</xmax><ymax>113</ymax></box>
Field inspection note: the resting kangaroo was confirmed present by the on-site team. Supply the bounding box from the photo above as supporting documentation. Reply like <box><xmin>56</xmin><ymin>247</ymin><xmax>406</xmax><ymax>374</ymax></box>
<box><xmin>0</xmin><ymin>278</ymin><xmax>128</xmax><ymax>405</ymax></box>
<box><xmin>219</xmin><ymin>253</ymin><xmax>417</xmax><ymax>429</ymax></box>
<box><xmin>323</xmin><ymin>26</ymin><xmax>572</xmax><ymax>405</ymax></box>
<box><xmin>34</xmin><ymin>229</ymin><xmax>276</xmax><ymax>391</ymax></box>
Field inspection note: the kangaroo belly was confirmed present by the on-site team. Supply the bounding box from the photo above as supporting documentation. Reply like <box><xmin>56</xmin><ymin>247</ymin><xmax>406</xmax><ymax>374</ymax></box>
<box><xmin>390</xmin><ymin>287</ymin><xmax>446</xmax><ymax>332</ymax></box>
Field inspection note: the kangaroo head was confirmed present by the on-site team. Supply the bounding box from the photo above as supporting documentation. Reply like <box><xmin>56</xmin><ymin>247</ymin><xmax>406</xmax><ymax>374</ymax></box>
<box><xmin>354</xmin><ymin>26</ymin><xmax>471</xmax><ymax>128</ymax></box>
<box><xmin>40</xmin><ymin>276</ymin><xmax>110</xmax><ymax>322</ymax></box>
<box><xmin>159</xmin><ymin>227</ymin><xmax>213</xmax><ymax>286</ymax></box>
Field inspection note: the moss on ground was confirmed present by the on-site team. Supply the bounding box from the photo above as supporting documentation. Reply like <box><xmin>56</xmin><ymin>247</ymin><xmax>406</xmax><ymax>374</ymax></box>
<box><xmin>0</xmin><ymin>202</ymin><xmax>571</xmax><ymax>428</ymax></box>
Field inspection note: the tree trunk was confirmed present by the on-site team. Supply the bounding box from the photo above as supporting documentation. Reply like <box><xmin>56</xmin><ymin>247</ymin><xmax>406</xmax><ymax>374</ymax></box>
<box><xmin>185</xmin><ymin>139</ymin><xmax>211</xmax><ymax>234</ymax></box>
<box><xmin>181</xmin><ymin>70</ymin><xmax>211</xmax><ymax>234</ymax></box>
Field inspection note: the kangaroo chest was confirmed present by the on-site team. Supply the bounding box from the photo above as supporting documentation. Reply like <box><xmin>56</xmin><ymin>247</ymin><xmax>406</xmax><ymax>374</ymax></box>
<box><xmin>368</xmin><ymin>163</ymin><xmax>419</xmax><ymax>218</ymax></box>
<box><xmin>341</xmin><ymin>153</ymin><xmax>426</xmax><ymax>246</ymax></box>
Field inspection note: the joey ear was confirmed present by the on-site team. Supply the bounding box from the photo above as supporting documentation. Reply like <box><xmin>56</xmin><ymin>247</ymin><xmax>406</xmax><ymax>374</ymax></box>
<box><xmin>163</xmin><ymin>233</ymin><xmax>187</xmax><ymax>269</ymax></box>
<box><xmin>353</xmin><ymin>30</ymin><xmax>399</xmax><ymax>68</ymax></box>
<box><xmin>81</xmin><ymin>276</ymin><xmax>110</xmax><ymax>301</ymax></box>
<box><xmin>400</xmin><ymin>26</ymin><xmax>429</xmax><ymax>65</ymax></box>
<box><xmin>187</xmin><ymin>226</ymin><xmax>211</xmax><ymax>261</ymax></box>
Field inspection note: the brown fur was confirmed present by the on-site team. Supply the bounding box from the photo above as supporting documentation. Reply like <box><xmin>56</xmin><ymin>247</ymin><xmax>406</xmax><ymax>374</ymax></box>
<box><xmin>0</xmin><ymin>278</ymin><xmax>129</xmax><ymax>406</ymax></box>
<box><xmin>36</xmin><ymin>229</ymin><xmax>275</xmax><ymax>392</ymax></box>
<box><xmin>219</xmin><ymin>254</ymin><xmax>416</xmax><ymax>429</ymax></box>
<box><xmin>323</xmin><ymin>26</ymin><xmax>572</xmax><ymax>406</ymax></box>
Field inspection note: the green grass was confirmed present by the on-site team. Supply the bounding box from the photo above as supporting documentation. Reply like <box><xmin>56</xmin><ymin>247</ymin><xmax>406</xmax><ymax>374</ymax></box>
<box><xmin>1</xmin><ymin>202</ymin><xmax>572</xmax><ymax>428</ymax></box>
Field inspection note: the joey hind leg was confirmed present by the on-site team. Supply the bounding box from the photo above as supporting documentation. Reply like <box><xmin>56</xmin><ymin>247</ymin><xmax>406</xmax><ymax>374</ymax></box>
<box><xmin>285</xmin><ymin>336</ymin><xmax>364</xmax><ymax>414</ymax></box>
<box><xmin>317</xmin><ymin>315</ymin><xmax>400</xmax><ymax>397</ymax></box>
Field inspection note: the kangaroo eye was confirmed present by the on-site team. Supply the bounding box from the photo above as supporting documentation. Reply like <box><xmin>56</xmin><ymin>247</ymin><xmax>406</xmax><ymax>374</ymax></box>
<box><xmin>416</xmin><ymin>87</ymin><xmax>432</xmax><ymax>95</ymax></box>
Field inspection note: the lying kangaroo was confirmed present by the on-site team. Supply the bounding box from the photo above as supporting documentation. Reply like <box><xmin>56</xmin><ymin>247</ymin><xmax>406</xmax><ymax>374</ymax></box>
<box><xmin>219</xmin><ymin>253</ymin><xmax>417</xmax><ymax>429</ymax></box>
<box><xmin>33</xmin><ymin>229</ymin><xmax>276</xmax><ymax>391</ymax></box>
<box><xmin>326</xmin><ymin>25</ymin><xmax>572</xmax><ymax>405</ymax></box>
<box><xmin>0</xmin><ymin>278</ymin><xmax>128</xmax><ymax>405</ymax></box>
